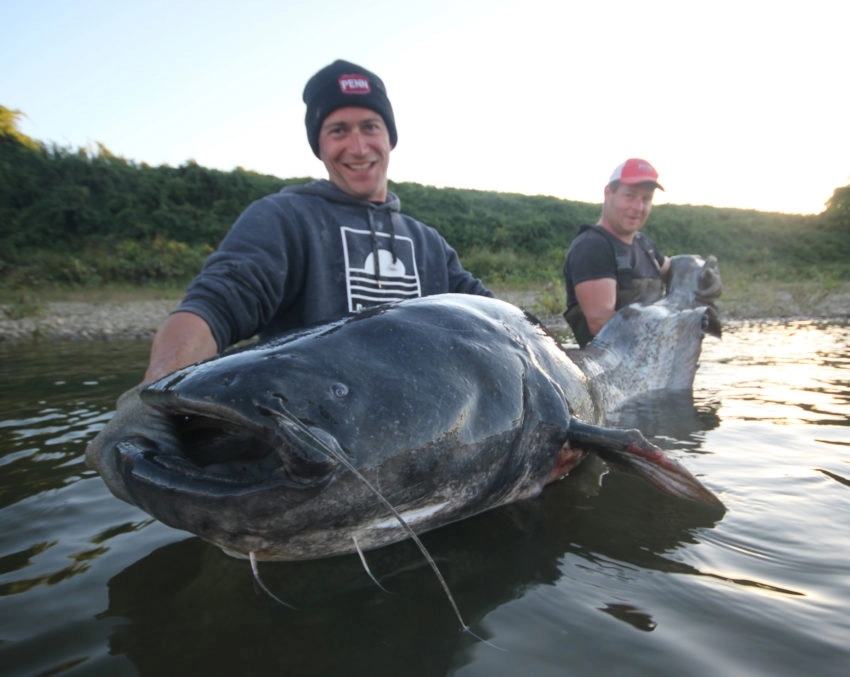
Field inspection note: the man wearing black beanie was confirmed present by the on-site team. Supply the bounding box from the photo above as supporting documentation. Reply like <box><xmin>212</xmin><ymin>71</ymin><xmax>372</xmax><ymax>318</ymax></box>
<box><xmin>303</xmin><ymin>59</ymin><xmax>398</xmax><ymax>159</ymax></box>
<box><xmin>297</xmin><ymin>59</ymin><xmax>397</xmax><ymax>204</ymax></box>
<box><xmin>85</xmin><ymin>60</ymin><xmax>494</xmax><ymax>467</ymax></box>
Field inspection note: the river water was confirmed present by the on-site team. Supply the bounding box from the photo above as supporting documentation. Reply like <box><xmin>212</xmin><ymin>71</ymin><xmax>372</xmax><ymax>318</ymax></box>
<box><xmin>1</xmin><ymin>319</ymin><xmax>848</xmax><ymax>676</ymax></box>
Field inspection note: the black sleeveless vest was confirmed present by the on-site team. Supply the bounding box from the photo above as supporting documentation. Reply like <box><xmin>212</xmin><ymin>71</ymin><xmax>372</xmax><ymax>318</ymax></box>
<box><xmin>564</xmin><ymin>225</ymin><xmax>663</xmax><ymax>347</ymax></box>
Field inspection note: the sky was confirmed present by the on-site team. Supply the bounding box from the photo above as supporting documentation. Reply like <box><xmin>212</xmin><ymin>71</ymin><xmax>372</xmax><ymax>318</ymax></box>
<box><xmin>3</xmin><ymin>0</ymin><xmax>848</xmax><ymax>215</ymax></box>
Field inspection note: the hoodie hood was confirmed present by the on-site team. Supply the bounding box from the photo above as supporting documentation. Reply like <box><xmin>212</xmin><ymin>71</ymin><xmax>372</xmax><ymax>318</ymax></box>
<box><xmin>283</xmin><ymin>179</ymin><xmax>401</xmax><ymax>212</ymax></box>
<box><xmin>283</xmin><ymin>180</ymin><xmax>402</xmax><ymax>286</ymax></box>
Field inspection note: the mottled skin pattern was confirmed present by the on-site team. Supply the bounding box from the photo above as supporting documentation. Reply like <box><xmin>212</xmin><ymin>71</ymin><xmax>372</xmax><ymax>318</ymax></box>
<box><xmin>91</xmin><ymin>256</ymin><xmax>723</xmax><ymax>561</ymax></box>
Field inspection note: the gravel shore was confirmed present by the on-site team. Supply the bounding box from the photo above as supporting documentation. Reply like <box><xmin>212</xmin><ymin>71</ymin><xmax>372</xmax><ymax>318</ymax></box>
<box><xmin>0</xmin><ymin>300</ymin><xmax>180</xmax><ymax>344</ymax></box>
<box><xmin>2</xmin><ymin>295</ymin><xmax>556</xmax><ymax>344</ymax></box>
<box><xmin>2</xmin><ymin>285</ymin><xmax>848</xmax><ymax>345</ymax></box>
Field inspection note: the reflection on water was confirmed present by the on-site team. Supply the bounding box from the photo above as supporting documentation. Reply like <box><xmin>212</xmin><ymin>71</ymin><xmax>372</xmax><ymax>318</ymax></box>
<box><xmin>1</xmin><ymin>320</ymin><xmax>849</xmax><ymax>677</ymax></box>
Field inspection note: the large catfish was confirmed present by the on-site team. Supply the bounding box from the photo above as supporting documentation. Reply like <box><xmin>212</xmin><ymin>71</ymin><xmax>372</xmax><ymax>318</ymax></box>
<box><xmin>87</xmin><ymin>255</ymin><xmax>724</xmax><ymax>565</ymax></box>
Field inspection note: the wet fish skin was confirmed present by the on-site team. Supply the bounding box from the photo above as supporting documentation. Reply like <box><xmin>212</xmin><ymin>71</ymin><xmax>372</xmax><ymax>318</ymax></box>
<box><xmin>89</xmin><ymin>256</ymin><xmax>724</xmax><ymax>560</ymax></box>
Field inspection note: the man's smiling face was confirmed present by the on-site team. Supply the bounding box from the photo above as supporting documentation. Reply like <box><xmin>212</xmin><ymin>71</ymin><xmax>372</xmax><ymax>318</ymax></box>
<box><xmin>319</xmin><ymin>106</ymin><xmax>391</xmax><ymax>202</ymax></box>
<box><xmin>601</xmin><ymin>182</ymin><xmax>656</xmax><ymax>242</ymax></box>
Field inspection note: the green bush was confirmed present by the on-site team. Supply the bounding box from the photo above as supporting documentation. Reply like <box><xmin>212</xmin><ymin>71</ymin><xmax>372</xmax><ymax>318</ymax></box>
<box><xmin>100</xmin><ymin>237</ymin><xmax>213</xmax><ymax>283</ymax></box>
<box><xmin>1</xmin><ymin>106</ymin><xmax>848</xmax><ymax>292</ymax></box>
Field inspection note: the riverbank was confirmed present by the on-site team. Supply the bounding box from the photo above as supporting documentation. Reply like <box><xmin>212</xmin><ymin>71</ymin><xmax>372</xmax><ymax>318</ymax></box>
<box><xmin>1</xmin><ymin>282</ymin><xmax>849</xmax><ymax>344</ymax></box>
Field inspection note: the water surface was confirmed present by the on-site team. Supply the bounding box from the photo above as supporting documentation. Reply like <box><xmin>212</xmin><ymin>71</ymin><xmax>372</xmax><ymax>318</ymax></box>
<box><xmin>1</xmin><ymin>320</ymin><xmax>848</xmax><ymax>676</ymax></box>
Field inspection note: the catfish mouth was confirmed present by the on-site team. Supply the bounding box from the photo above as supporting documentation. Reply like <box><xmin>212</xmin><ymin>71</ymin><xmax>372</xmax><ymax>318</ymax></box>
<box><xmin>119</xmin><ymin>394</ymin><xmax>341</xmax><ymax>495</ymax></box>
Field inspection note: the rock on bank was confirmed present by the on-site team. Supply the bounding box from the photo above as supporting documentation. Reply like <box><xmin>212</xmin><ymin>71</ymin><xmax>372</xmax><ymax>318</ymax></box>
<box><xmin>0</xmin><ymin>300</ymin><xmax>179</xmax><ymax>343</ymax></box>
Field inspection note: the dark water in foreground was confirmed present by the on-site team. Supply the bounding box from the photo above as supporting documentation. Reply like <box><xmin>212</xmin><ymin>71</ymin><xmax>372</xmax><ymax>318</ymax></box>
<box><xmin>1</xmin><ymin>320</ymin><xmax>849</xmax><ymax>676</ymax></box>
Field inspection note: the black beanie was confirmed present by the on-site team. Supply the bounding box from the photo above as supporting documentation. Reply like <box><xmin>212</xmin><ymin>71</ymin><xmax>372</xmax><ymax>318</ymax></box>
<box><xmin>303</xmin><ymin>59</ymin><xmax>398</xmax><ymax>158</ymax></box>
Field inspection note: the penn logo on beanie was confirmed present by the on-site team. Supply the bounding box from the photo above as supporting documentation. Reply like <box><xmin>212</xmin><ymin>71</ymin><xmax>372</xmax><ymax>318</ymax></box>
<box><xmin>338</xmin><ymin>75</ymin><xmax>371</xmax><ymax>94</ymax></box>
<box><xmin>303</xmin><ymin>59</ymin><xmax>397</xmax><ymax>158</ymax></box>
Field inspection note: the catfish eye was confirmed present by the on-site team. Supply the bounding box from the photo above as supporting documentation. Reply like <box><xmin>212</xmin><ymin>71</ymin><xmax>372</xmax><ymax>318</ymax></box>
<box><xmin>331</xmin><ymin>383</ymin><xmax>349</xmax><ymax>398</ymax></box>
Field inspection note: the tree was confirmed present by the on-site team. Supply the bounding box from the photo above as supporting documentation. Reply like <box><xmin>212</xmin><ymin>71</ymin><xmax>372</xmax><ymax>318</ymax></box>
<box><xmin>824</xmin><ymin>183</ymin><xmax>850</xmax><ymax>233</ymax></box>
<box><xmin>0</xmin><ymin>105</ymin><xmax>40</xmax><ymax>150</ymax></box>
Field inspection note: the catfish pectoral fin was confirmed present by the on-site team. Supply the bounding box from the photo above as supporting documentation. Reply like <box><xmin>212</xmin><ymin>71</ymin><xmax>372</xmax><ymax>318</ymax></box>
<box><xmin>566</xmin><ymin>419</ymin><xmax>725</xmax><ymax>510</ymax></box>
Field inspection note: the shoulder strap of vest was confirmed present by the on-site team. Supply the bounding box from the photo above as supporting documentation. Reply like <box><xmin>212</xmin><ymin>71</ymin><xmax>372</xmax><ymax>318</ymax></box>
<box><xmin>635</xmin><ymin>232</ymin><xmax>662</xmax><ymax>274</ymax></box>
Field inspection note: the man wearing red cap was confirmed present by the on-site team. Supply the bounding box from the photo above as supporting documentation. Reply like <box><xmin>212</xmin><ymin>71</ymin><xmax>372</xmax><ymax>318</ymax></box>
<box><xmin>562</xmin><ymin>158</ymin><xmax>671</xmax><ymax>348</ymax></box>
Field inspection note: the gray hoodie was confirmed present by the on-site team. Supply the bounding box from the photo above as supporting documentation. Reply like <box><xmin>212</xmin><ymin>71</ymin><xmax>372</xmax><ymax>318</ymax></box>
<box><xmin>178</xmin><ymin>180</ymin><xmax>492</xmax><ymax>350</ymax></box>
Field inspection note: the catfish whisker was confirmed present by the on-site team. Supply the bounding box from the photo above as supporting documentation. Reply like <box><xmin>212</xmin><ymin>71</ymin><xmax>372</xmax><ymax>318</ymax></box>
<box><xmin>249</xmin><ymin>551</ymin><xmax>296</xmax><ymax>609</ymax></box>
<box><xmin>263</xmin><ymin>405</ymin><xmax>475</xmax><ymax>637</ymax></box>
<box><xmin>353</xmin><ymin>534</ymin><xmax>391</xmax><ymax>593</ymax></box>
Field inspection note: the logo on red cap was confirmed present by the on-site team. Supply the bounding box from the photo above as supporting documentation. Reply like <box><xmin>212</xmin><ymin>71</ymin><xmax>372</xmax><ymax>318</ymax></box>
<box><xmin>338</xmin><ymin>74</ymin><xmax>371</xmax><ymax>95</ymax></box>
<box><xmin>610</xmin><ymin>158</ymin><xmax>664</xmax><ymax>191</ymax></box>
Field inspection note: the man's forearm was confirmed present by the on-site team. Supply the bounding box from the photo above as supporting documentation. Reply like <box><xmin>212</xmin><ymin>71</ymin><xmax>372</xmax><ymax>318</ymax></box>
<box><xmin>143</xmin><ymin>311</ymin><xmax>218</xmax><ymax>383</ymax></box>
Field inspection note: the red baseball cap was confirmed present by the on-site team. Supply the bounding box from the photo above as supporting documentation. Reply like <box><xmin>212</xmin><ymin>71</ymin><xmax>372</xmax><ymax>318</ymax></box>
<box><xmin>608</xmin><ymin>158</ymin><xmax>664</xmax><ymax>191</ymax></box>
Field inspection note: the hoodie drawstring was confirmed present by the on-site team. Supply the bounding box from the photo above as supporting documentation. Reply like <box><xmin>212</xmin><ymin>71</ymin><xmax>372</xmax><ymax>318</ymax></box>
<box><xmin>367</xmin><ymin>209</ymin><xmax>399</xmax><ymax>289</ymax></box>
